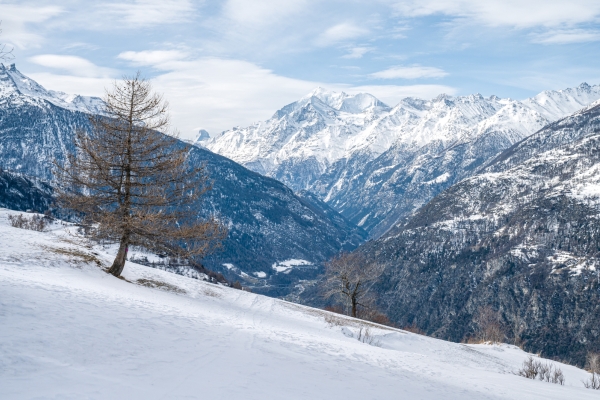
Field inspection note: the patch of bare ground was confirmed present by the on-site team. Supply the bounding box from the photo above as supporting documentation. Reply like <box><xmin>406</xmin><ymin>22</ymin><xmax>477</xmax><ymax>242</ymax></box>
<box><xmin>281</xmin><ymin>302</ymin><xmax>402</xmax><ymax>332</ymax></box>
<box><xmin>200</xmin><ymin>288</ymin><xmax>222</xmax><ymax>298</ymax></box>
<box><xmin>41</xmin><ymin>245</ymin><xmax>105</xmax><ymax>269</ymax></box>
<box><xmin>136</xmin><ymin>278</ymin><xmax>186</xmax><ymax>294</ymax></box>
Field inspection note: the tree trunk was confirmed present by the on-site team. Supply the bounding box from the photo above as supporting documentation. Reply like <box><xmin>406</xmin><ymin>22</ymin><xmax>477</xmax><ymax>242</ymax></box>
<box><xmin>108</xmin><ymin>237</ymin><xmax>129</xmax><ymax>277</ymax></box>
<box><xmin>351</xmin><ymin>296</ymin><xmax>357</xmax><ymax>318</ymax></box>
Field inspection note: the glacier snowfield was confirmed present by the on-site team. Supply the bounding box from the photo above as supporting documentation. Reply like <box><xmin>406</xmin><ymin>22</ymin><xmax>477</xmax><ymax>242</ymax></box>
<box><xmin>0</xmin><ymin>209</ymin><xmax>595</xmax><ymax>399</ymax></box>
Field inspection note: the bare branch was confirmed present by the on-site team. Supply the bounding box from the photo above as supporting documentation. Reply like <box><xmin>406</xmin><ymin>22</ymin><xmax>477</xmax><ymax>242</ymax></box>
<box><xmin>322</xmin><ymin>252</ymin><xmax>383</xmax><ymax>318</ymax></box>
<box><xmin>0</xmin><ymin>22</ymin><xmax>14</xmax><ymax>61</ymax></box>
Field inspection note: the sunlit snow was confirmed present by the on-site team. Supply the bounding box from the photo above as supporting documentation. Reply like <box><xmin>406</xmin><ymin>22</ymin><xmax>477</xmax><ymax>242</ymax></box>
<box><xmin>0</xmin><ymin>209</ymin><xmax>596</xmax><ymax>399</ymax></box>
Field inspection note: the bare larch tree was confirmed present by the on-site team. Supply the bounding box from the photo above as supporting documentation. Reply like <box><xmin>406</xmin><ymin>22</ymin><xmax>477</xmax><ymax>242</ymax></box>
<box><xmin>323</xmin><ymin>252</ymin><xmax>383</xmax><ymax>318</ymax></box>
<box><xmin>0</xmin><ymin>22</ymin><xmax>14</xmax><ymax>61</ymax></box>
<box><xmin>55</xmin><ymin>73</ymin><xmax>226</xmax><ymax>277</ymax></box>
<box><xmin>473</xmin><ymin>305</ymin><xmax>504</xmax><ymax>343</ymax></box>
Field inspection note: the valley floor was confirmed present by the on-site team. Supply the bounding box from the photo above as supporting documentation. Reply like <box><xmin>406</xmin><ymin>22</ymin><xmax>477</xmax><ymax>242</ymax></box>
<box><xmin>0</xmin><ymin>209</ymin><xmax>596</xmax><ymax>399</ymax></box>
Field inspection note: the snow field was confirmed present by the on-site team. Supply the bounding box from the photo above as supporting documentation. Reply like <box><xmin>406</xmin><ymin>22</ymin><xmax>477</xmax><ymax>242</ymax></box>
<box><xmin>0</xmin><ymin>209</ymin><xmax>596</xmax><ymax>399</ymax></box>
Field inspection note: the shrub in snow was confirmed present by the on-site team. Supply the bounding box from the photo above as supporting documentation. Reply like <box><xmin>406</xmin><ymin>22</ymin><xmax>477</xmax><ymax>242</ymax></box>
<box><xmin>583</xmin><ymin>352</ymin><xmax>600</xmax><ymax>390</ymax></box>
<box><xmin>516</xmin><ymin>356</ymin><xmax>565</xmax><ymax>385</ymax></box>
<box><xmin>230</xmin><ymin>281</ymin><xmax>242</xmax><ymax>290</ymax></box>
<box><xmin>8</xmin><ymin>213</ymin><xmax>48</xmax><ymax>231</ymax></box>
<box><xmin>473</xmin><ymin>306</ymin><xmax>505</xmax><ymax>344</ymax></box>
<box><xmin>360</xmin><ymin>309</ymin><xmax>391</xmax><ymax>326</ymax></box>
<box><xmin>583</xmin><ymin>373</ymin><xmax>600</xmax><ymax>390</ymax></box>
<box><xmin>357</xmin><ymin>327</ymin><xmax>380</xmax><ymax>347</ymax></box>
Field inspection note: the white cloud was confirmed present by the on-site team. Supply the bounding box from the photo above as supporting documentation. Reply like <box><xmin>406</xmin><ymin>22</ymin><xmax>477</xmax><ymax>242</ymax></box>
<box><xmin>316</xmin><ymin>23</ymin><xmax>369</xmax><ymax>46</ymax></box>
<box><xmin>348</xmin><ymin>84</ymin><xmax>457</xmax><ymax>104</ymax></box>
<box><xmin>532</xmin><ymin>29</ymin><xmax>600</xmax><ymax>44</ymax></box>
<box><xmin>29</xmin><ymin>55</ymin><xmax>117</xmax><ymax>78</ymax></box>
<box><xmin>222</xmin><ymin>0</ymin><xmax>309</xmax><ymax>25</ymax></box>
<box><xmin>0</xmin><ymin>4</ymin><xmax>63</xmax><ymax>48</ymax></box>
<box><xmin>118</xmin><ymin>50</ymin><xmax>189</xmax><ymax>65</ymax></box>
<box><xmin>391</xmin><ymin>0</ymin><xmax>600</xmax><ymax>28</ymax></box>
<box><xmin>27</xmin><ymin>72</ymin><xmax>113</xmax><ymax>98</ymax></box>
<box><xmin>99</xmin><ymin>0</ymin><xmax>195</xmax><ymax>27</ymax></box>
<box><xmin>116</xmin><ymin>54</ymin><xmax>323</xmax><ymax>137</ymax></box>
<box><xmin>370</xmin><ymin>65</ymin><xmax>448</xmax><ymax>79</ymax></box>
<box><xmin>342</xmin><ymin>47</ymin><xmax>372</xmax><ymax>59</ymax></box>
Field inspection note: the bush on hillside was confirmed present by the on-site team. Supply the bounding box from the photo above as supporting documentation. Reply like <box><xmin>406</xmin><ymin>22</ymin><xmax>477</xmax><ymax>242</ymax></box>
<box><xmin>8</xmin><ymin>213</ymin><xmax>48</xmax><ymax>232</ymax></box>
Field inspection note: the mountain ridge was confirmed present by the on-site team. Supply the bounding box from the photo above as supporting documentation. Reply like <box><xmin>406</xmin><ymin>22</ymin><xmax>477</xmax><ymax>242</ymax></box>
<box><xmin>203</xmin><ymin>83</ymin><xmax>600</xmax><ymax>238</ymax></box>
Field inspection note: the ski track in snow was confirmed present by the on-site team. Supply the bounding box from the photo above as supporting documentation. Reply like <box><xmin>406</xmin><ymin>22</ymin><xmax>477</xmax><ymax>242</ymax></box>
<box><xmin>0</xmin><ymin>209</ymin><xmax>595</xmax><ymax>399</ymax></box>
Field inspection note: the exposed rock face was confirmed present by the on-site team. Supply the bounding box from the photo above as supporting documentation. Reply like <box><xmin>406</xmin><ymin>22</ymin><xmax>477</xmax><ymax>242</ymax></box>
<box><xmin>360</xmin><ymin>102</ymin><xmax>600</xmax><ymax>365</ymax></box>
<box><xmin>0</xmin><ymin>65</ymin><xmax>366</xmax><ymax>295</ymax></box>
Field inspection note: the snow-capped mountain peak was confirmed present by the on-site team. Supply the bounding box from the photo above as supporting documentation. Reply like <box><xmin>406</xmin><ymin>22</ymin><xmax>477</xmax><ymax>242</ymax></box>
<box><xmin>302</xmin><ymin>87</ymin><xmax>389</xmax><ymax>113</ymax></box>
<box><xmin>0</xmin><ymin>63</ymin><xmax>104</xmax><ymax>114</ymax></box>
<box><xmin>203</xmin><ymin>81</ymin><xmax>600</xmax><ymax>237</ymax></box>
<box><xmin>522</xmin><ymin>82</ymin><xmax>600</xmax><ymax>121</ymax></box>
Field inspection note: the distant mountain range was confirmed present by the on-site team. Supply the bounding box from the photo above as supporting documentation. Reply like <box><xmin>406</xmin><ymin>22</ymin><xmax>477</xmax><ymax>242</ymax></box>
<box><xmin>0</xmin><ymin>64</ymin><xmax>366</xmax><ymax>296</ymax></box>
<box><xmin>200</xmin><ymin>76</ymin><xmax>600</xmax><ymax>363</ymax></box>
<box><xmin>202</xmin><ymin>84</ymin><xmax>600</xmax><ymax>238</ymax></box>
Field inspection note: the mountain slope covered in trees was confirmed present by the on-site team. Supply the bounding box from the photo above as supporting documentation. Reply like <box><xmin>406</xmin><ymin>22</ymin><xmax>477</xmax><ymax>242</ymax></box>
<box><xmin>0</xmin><ymin>169</ymin><xmax>53</xmax><ymax>213</ymax></box>
<box><xmin>359</xmin><ymin>101</ymin><xmax>600</xmax><ymax>365</ymax></box>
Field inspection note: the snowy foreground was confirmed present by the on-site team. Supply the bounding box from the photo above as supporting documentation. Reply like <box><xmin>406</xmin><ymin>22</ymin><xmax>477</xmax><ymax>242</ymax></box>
<box><xmin>0</xmin><ymin>209</ymin><xmax>596</xmax><ymax>399</ymax></box>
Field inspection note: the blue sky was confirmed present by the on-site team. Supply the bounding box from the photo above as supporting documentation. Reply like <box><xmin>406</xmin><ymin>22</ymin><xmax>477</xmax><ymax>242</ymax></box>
<box><xmin>2</xmin><ymin>0</ymin><xmax>600</xmax><ymax>139</ymax></box>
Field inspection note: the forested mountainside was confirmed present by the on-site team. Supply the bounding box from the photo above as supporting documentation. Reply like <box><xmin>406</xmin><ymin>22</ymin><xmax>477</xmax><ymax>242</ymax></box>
<box><xmin>359</xmin><ymin>102</ymin><xmax>600</xmax><ymax>365</ymax></box>
<box><xmin>203</xmin><ymin>85</ymin><xmax>600</xmax><ymax>238</ymax></box>
<box><xmin>0</xmin><ymin>169</ymin><xmax>53</xmax><ymax>213</ymax></box>
<box><xmin>0</xmin><ymin>64</ymin><xmax>366</xmax><ymax>295</ymax></box>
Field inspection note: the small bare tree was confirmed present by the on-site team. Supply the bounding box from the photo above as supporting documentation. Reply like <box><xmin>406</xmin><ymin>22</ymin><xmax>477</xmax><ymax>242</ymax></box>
<box><xmin>516</xmin><ymin>356</ymin><xmax>565</xmax><ymax>385</ymax></box>
<box><xmin>322</xmin><ymin>252</ymin><xmax>383</xmax><ymax>318</ymax></box>
<box><xmin>55</xmin><ymin>73</ymin><xmax>226</xmax><ymax>277</ymax></box>
<box><xmin>474</xmin><ymin>305</ymin><xmax>504</xmax><ymax>343</ymax></box>
<box><xmin>0</xmin><ymin>22</ymin><xmax>14</xmax><ymax>61</ymax></box>
<box><xmin>584</xmin><ymin>352</ymin><xmax>600</xmax><ymax>389</ymax></box>
<box><xmin>587</xmin><ymin>352</ymin><xmax>600</xmax><ymax>374</ymax></box>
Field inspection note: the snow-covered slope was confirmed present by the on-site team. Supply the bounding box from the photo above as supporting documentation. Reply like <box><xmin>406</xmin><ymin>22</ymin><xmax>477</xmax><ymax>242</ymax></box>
<box><xmin>203</xmin><ymin>84</ymin><xmax>600</xmax><ymax>237</ymax></box>
<box><xmin>0</xmin><ymin>209</ymin><xmax>596</xmax><ymax>399</ymax></box>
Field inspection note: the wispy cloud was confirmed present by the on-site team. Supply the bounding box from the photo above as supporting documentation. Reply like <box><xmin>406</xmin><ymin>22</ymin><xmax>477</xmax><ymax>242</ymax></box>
<box><xmin>316</xmin><ymin>23</ymin><xmax>369</xmax><ymax>47</ymax></box>
<box><xmin>370</xmin><ymin>65</ymin><xmax>448</xmax><ymax>79</ymax></box>
<box><xmin>118</xmin><ymin>50</ymin><xmax>189</xmax><ymax>65</ymax></box>
<box><xmin>116</xmin><ymin>51</ymin><xmax>323</xmax><ymax>136</ymax></box>
<box><xmin>99</xmin><ymin>0</ymin><xmax>195</xmax><ymax>27</ymax></box>
<box><xmin>532</xmin><ymin>29</ymin><xmax>600</xmax><ymax>44</ymax></box>
<box><xmin>342</xmin><ymin>46</ymin><xmax>373</xmax><ymax>59</ymax></box>
<box><xmin>348</xmin><ymin>84</ymin><xmax>457</xmax><ymax>103</ymax></box>
<box><xmin>26</xmin><ymin>72</ymin><xmax>114</xmax><ymax>98</ymax></box>
<box><xmin>29</xmin><ymin>55</ymin><xmax>117</xmax><ymax>78</ymax></box>
<box><xmin>391</xmin><ymin>0</ymin><xmax>600</xmax><ymax>28</ymax></box>
<box><xmin>0</xmin><ymin>4</ymin><xmax>63</xmax><ymax>49</ymax></box>
<box><xmin>222</xmin><ymin>0</ymin><xmax>309</xmax><ymax>25</ymax></box>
